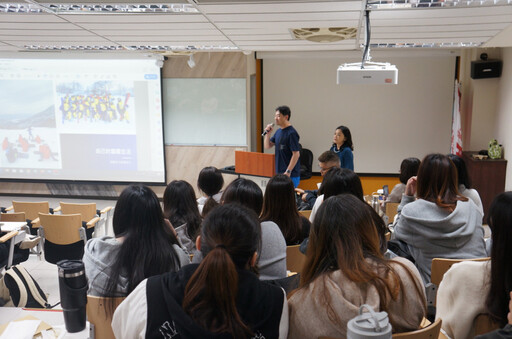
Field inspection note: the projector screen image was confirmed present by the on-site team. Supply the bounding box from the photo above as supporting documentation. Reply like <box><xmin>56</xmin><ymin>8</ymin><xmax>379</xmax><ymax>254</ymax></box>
<box><xmin>0</xmin><ymin>58</ymin><xmax>165</xmax><ymax>183</ymax></box>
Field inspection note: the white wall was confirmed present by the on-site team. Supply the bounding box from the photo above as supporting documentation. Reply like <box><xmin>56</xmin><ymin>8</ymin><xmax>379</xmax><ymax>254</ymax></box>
<box><xmin>262</xmin><ymin>56</ymin><xmax>455</xmax><ymax>173</ymax></box>
<box><xmin>494</xmin><ymin>47</ymin><xmax>512</xmax><ymax>190</ymax></box>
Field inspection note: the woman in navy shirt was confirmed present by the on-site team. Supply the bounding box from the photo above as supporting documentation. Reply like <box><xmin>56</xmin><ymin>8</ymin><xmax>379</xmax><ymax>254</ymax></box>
<box><xmin>330</xmin><ymin>125</ymin><xmax>354</xmax><ymax>170</ymax></box>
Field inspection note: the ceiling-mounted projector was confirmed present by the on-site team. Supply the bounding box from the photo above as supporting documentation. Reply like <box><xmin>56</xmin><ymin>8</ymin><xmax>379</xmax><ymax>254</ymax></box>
<box><xmin>337</xmin><ymin>62</ymin><xmax>398</xmax><ymax>85</ymax></box>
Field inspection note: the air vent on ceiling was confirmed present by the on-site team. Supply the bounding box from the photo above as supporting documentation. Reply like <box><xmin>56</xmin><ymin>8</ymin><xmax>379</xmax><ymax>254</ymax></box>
<box><xmin>291</xmin><ymin>27</ymin><xmax>357</xmax><ymax>43</ymax></box>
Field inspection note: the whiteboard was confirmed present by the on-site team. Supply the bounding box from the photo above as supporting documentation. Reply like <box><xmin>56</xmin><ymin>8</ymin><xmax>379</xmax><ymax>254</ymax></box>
<box><xmin>162</xmin><ymin>78</ymin><xmax>247</xmax><ymax>146</ymax></box>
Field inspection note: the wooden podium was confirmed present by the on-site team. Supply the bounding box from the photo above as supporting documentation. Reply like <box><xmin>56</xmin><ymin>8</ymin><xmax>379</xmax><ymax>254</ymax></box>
<box><xmin>235</xmin><ymin>151</ymin><xmax>275</xmax><ymax>177</ymax></box>
<box><xmin>462</xmin><ymin>151</ymin><xmax>507</xmax><ymax>220</ymax></box>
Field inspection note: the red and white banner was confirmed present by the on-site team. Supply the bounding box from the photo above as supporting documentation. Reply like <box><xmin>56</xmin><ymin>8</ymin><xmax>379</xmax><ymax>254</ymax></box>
<box><xmin>450</xmin><ymin>80</ymin><xmax>463</xmax><ymax>155</ymax></box>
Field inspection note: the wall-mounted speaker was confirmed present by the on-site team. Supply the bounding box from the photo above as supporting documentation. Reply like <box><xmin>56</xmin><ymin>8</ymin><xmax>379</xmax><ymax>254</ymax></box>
<box><xmin>471</xmin><ymin>54</ymin><xmax>502</xmax><ymax>79</ymax></box>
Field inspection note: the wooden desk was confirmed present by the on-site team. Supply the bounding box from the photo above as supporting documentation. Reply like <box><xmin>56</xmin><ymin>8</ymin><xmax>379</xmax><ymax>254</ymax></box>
<box><xmin>0</xmin><ymin>307</ymin><xmax>90</xmax><ymax>338</ymax></box>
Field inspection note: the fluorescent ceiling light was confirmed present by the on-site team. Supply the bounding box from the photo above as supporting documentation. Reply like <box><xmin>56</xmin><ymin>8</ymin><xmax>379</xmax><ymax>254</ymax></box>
<box><xmin>23</xmin><ymin>45</ymin><xmax>239</xmax><ymax>52</ymax></box>
<box><xmin>368</xmin><ymin>0</ymin><xmax>511</xmax><ymax>9</ymax></box>
<box><xmin>25</xmin><ymin>45</ymin><xmax>124</xmax><ymax>50</ymax></box>
<box><xmin>126</xmin><ymin>45</ymin><xmax>239</xmax><ymax>51</ymax></box>
<box><xmin>0</xmin><ymin>3</ymin><xmax>198</xmax><ymax>13</ymax></box>
<box><xmin>369</xmin><ymin>42</ymin><xmax>483</xmax><ymax>48</ymax></box>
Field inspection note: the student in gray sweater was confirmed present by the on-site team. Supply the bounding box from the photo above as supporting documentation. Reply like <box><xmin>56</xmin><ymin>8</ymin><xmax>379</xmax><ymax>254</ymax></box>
<box><xmin>83</xmin><ymin>185</ymin><xmax>190</xmax><ymax>298</ymax></box>
<box><xmin>393</xmin><ymin>153</ymin><xmax>487</xmax><ymax>284</ymax></box>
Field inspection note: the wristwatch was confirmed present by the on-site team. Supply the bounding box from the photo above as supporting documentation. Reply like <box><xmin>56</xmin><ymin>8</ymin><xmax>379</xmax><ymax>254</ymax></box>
<box><xmin>285</xmin><ymin>169</ymin><xmax>291</xmax><ymax>174</ymax></box>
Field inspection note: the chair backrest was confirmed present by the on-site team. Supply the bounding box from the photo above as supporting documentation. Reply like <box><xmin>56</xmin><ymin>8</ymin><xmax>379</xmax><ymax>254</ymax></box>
<box><xmin>13</xmin><ymin>201</ymin><xmax>50</xmax><ymax>220</ymax></box>
<box><xmin>392</xmin><ymin>318</ymin><xmax>442</xmax><ymax>338</ymax></box>
<box><xmin>385</xmin><ymin>202</ymin><xmax>399</xmax><ymax>225</ymax></box>
<box><xmin>286</xmin><ymin>245</ymin><xmax>306</xmax><ymax>274</ymax></box>
<box><xmin>59</xmin><ymin>202</ymin><xmax>97</xmax><ymax>222</ymax></box>
<box><xmin>298</xmin><ymin>210</ymin><xmax>312</xmax><ymax>219</ymax></box>
<box><xmin>0</xmin><ymin>212</ymin><xmax>26</xmax><ymax>222</ymax></box>
<box><xmin>39</xmin><ymin>213</ymin><xmax>83</xmax><ymax>245</ymax></box>
<box><xmin>431</xmin><ymin>257</ymin><xmax>490</xmax><ymax>286</ymax></box>
<box><xmin>473</xmin><ymin>313</ymin><xmax>500</xmax><ymax>336</ymax></box>
<box><xmin>87</xmin><ymin>295</ymin><xmax>125</xmax><ymax>339</ymax></box>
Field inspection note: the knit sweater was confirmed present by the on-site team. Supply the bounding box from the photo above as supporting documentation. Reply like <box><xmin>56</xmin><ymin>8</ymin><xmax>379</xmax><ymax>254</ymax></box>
<box><xmin>394</xmin><ymin>194</ymin><xmax>487</xmax><ymax>284</ymax></box>
<box><xmin>288</xmin><ymin>257</ymin><xmax>426</xmax><ymax>339</ymax></box>
<box><xmin>436</xmin><ymin>260</ymin><xmax>491</xmax><ymax>339</ymax></box>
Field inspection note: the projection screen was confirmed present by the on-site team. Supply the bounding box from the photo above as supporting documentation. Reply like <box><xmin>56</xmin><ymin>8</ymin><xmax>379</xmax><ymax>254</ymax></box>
<box><xmin>0</xmin><ymin>57</ymin><xmax>166</xmax><ymax>184</ymax></box>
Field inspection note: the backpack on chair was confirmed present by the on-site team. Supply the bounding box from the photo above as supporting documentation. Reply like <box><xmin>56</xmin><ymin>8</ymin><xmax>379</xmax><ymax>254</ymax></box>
<box><xmin>0</xmin><ymin>264</ymin><xmax>50</xmax><ymax>308</ymax></box>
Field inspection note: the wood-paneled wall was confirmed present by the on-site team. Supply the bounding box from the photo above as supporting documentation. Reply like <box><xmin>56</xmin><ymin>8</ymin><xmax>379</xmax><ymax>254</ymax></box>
<box><xmin>163</xmin><ymin>52</ymin><xmax>246</xmax><ymax>78</ymax></box>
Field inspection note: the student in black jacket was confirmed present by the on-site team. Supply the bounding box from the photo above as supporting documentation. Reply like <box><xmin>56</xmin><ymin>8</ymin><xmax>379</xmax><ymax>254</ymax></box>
<box><xmin>112</xmin><ymin>203</ymin><xmax>289</xmax><ymax>339</ymax></box>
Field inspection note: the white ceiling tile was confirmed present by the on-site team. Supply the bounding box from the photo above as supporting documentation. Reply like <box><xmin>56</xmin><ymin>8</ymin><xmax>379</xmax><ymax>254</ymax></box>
<box><xmin>371</xmin><ymin>31</ymin><xmax>499</xmax><ymax>39</ymax></box>
<box><xmin>217</xmin><ymin>20</ymin><xmax>360</xmax><ymax>29</ymax></box>
<box><xmin>0</xmin><ymin>22</ymin><xmax>79</xmax><ymax>29</ymax></box>
<box><xmin>57</xmin><ymin>13</ymin><xmax>208</xmax><ymax>23</ymax></box>
<box><xmin>118</xmin><ymin>40</ymin><xmax>234</xmax><ymax>46</ymax></box>
<box><xmin>373</xmin><ymin>23</ymin><xmax>509</xmax><ymax>33</ymax></box>
<box><xmin>0</xmin><ymin>35</ymin><xmax>111</xmax><ymax>42</ymax></box>
<box><xmin>371</xmin><ymin>14</ymin><xmax>512</xmax><ymax>26</ymax></box>
<box><xmin>0</xmin><ymin>29</ymin><xmax>96</xmax><ymax>36</ymax></box>
<box><xmin>207</xmin><ymin>11</ymin><xmax>360</xmax><ymax>22</ymax></box>
<box><xmin>0</xmin><ymin>13</ymin><xmax>68</xmax><ymax>22</ymax></box>
<box><xmin>79</xmin><ymin>22</ymin><xmax>215</xmax><ymax>29</ymax></box>
<box><xmin>199</xmin><ymin>2</ymin><xmax>363</xmax><ymax>14</ymax></box>
<box><xmin>371</xmin><ymin>5</ymin><xmax>512</xmax><ymax>19</ymax></box>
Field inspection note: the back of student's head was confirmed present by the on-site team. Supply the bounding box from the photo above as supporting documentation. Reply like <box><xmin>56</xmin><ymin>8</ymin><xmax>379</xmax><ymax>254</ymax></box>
<box><xmin>183</xmin><ymin>203</ymin><xmax>260</xmax><ymax>337</ymax></box>
<box><xmin>108</xmin><ymin>185</ymin><xmax>180</xmax><ymax>295</ymax></box>
<box><xmin>486</xmin><ymin>191</ymin><xmax>512</xmax><ymax>325</ymax></box>
<box><xmin>198</xmin><ymin>166</ymin><xmax>224</xmax><ymax>216</ymax></box>
<box><xmin>416</xmin><ymin>153</ymin><xmax>466</xmax><ymax>210</ymax></box>
<box><xmin>301</xmin><ymin>194</ymin><xmax>425</xmax><ymax>325</ymax></box>
<box><xmin>221</xmin><ymin>178</ymin><xmax>263</xmax><ymax>215</ymax></box>
<box><xmin>260</xmin><ymin>174</ymin><xmax>302</xmax><ymax>243</ymax></box>
<box><xmin>318</xmin><ymin>167</ymin><xmax>363</xmax><ymax>201</ymax></box>
<box><xmin>163</xmin><ymin>180</ymin><xmax>202</xmax><ymax>240</ymax></box>
<box><xmin>399</xmin><ymin>157</ymin><xmax>421</xmax><ymax>185</ymax></box>
<box><xmin>447</xmin><ymin>154</ymin><xmax>471</xmax><ymax>188</ymax></box>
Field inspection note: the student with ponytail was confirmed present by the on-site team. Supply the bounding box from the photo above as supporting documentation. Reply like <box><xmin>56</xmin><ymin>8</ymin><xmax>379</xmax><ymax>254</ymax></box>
<box><xmin>112</xmin><ymin>203</ymin><xmax>289</xmax><ymax>339</ymax></box>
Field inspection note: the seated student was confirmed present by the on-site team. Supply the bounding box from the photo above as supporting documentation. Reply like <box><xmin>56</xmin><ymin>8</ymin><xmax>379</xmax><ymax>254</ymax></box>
<box><xmin>295</xmin><ymin>150</ymin><xmax>340</xmax><ymax>210</ymax></box>
<box><xmin>112</xmin><ymin>204</ymin><xmax>289</xmax><ymax>339</ymax></box>
<box><xmin>448</xmin><ymin>153</ymin><xmax>484</xmax><ymax>217</ymax></box>
<box><xmin>309</xmin><ymin>167</ymin><xmax>364</xmax><ymax>222</ymax></box>
<box><xmin>386</xmin><ymin>157</ymin><xmax>420</xmax><ymax>203</ymax></box>
<box><xmin>196</xmin><ymin>166</ymin><xmax>224</xmax><ymax>217</ymax></box>
<box><xmin>393</xmin><ymin>153</ymin><xmax>487</xmax><ymax>284</ymax></box>
<box><xmin>261</xmin><ymin>174</ymin><xmax>310</xmax><ymax>245</ymax></box>
<box><xmin>436</xmin><ymin>192</ymin><xmax>512</xmax><ymax>339</ymax></box>
<box><xmin>220</xmin><ymin>178</ymin><xmax>287</xmax><ymax>281</ymax></box>
<box><xmin>163</xmin><ymin>180</ymin><xmax>202</xmax><ymax>253</ymax></box>
<box><xmin>83</xmin><ymin>185</ymin><xmax>190</xmax><ymax>298</ymax></box>
<box><xmin>288</xmin><ymin>194</ymin><xmax>426</xmax><ymax>339</ymax></box>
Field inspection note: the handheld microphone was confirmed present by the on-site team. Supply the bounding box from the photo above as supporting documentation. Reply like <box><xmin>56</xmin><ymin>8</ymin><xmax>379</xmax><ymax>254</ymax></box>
<box><xmin>262</xmin><ymin>123</ymin><xmax>274</xmax><ymax>136</ymax></box>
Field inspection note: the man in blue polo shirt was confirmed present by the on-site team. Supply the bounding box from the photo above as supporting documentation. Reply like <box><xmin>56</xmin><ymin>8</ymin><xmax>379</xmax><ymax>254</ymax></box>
<box><xmin>263</xmin><ymin>105</ymin><xmax>301</xmax><ymax>187</ymax></box>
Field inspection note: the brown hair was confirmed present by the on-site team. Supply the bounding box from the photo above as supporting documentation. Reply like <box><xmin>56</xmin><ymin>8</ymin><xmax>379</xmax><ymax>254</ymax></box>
<box><xmin>298</xmin><ymin>194</ymin><xmax>426</xmax><ymax>326</ymax></box>
<box><xmin>416</xmin><ymin>153</ymin><xmax>467</xmax><ymax>211</ymax></box>
<box><xmin>182</xmin><ymin>203</ymin><xmax>260</xmax><ymax>337</ymax></box>
<box><xmin>260</xmin><ymin>174</ymin><xmax>304</xmax><ymax>244</ymax></box>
